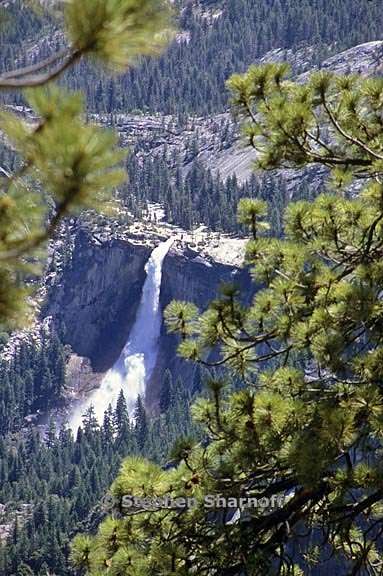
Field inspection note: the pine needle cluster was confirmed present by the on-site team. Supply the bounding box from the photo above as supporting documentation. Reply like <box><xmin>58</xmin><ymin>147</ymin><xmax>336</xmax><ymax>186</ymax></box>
<box><xmin>72</xmin><ymin>68</ymin><xmax>383</xmax><ymax>574</ymax></box>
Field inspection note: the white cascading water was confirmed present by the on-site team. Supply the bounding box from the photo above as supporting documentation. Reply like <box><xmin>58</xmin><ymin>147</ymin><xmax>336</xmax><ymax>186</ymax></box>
<box><xmin>69</xmin><ymin>237</ymin><xmax>174</xmax><ymax>432</ymax></box>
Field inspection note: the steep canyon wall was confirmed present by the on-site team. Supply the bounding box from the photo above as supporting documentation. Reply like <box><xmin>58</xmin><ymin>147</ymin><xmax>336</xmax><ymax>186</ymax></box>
<box><xmin>45</xmin><ymin>228</ymin><xmax>250</xmax><ymax>410</ymax></box>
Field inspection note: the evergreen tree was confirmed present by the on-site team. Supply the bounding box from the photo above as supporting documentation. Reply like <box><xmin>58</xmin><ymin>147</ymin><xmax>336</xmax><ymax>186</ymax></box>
<box><xmin>114</xmin><ymin>391</ymin><xmax>132</xmax><ymax>452</ymax></box>
<box><xmin>134</xmin><ymin>395</ymin><xmax>148</xmax><ymax>450</ymax></box>
<box><xmin>159</xmin><ymin>369</ymin><xmax>173</xmax><ymax>412</ymax></box>
<box><xmin>72</xmin><ymin>67</ymin><xmax>383</xmax><ymax>575</ymax></box>
<box><xmin>0</xmin><ymin>379</ymin><xmax>194</xmax><ymax>575</ymax></box>
<box><xmin>81</xmin><ymin>406</ymin><xmax>99</xmax><ymax>437</ymax></box>
<box><xmin>58</xmin><ymin>0</ymin><xmax>383</xmax><ymax>117</ymax></box>
<box><xmin>114</xmin><ymin>391</ymin><xmax>129</xmax><ymax>434</ymax></box>
<box><xmin>102</xmin><ymin>403</ymin><xmax>115</xmax><ymax>445</ymax></box>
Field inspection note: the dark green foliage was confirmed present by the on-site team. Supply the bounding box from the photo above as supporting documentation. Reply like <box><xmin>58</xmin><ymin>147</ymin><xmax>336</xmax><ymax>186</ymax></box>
<box><xmin>159</xmin><ymin>369</ymin><xmax>173</xmax><ymax>412</ymax></box>
<box><xmin>134</xmin><ymin>395</ymin><xmax>148</xmax><ymax>450</ymax></box>
<box><xmin>66</xmin><ymin>0</ymin><xmax>383</xmax><ymax>116</ymax></box>
<box><xmin>121</xmin><ymin>145</ymin><xmax>291</xmax><ymax>234</ymax></box>
<box><xmin>0</xmin><ymin>418</ymin><xmax>126</xmax><ymax>575</ymax></box>
<box><xmin>0</xmin><ymin>370</ymin><xmax>194</xmax><ymax>575</ymax></box>
<box><xmin>72</xmin><ymin>69</ymin><xmax>383</xmax><ymax>575</ymax></box>
<box><xmin>3</xmin><ymin>1</ymin><xmax>383</xmax><ymax>117</ymax></box>
<box><xmin>0</xmin><ymin>326</ymin><xmax>67</xmax><ymax>434</ymax></box>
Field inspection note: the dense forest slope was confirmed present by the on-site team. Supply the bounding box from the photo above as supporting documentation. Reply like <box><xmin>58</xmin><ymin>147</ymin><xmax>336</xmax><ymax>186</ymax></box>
<box><xmin>66</xmin><ymin>0</ymin><xmax>383</xmax><ymax>115</ymax></box>
<box><xmin>2</xmin><ymin>0</ymin><xmax>383</xmax><ymax>114</ymax></box>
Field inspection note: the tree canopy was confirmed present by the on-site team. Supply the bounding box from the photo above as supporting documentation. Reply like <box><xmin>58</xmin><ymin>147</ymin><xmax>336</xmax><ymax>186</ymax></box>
<box><xmin>71</xmin><ymin>66</ymin><xmax>383</xmax><ymax>575</ymax></box>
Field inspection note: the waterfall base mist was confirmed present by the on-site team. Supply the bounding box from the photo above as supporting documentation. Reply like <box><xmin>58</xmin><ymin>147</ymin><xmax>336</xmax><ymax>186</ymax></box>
<box><xmin>69</xmin><ymin>237</ymin><xmax>174</xmax><ymax>432</ymax></box>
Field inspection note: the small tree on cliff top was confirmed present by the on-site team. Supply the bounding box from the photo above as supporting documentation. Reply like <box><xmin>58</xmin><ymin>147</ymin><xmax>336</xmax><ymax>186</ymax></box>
<box><xmin>71</xmin><ymin>67</ymin><xmax>383</xmax><ymax>574</ymax></box>
<box><xmin>0</xmin><ymin>0</ymin><xmax>173</xmax><ymax>330</ymax></box>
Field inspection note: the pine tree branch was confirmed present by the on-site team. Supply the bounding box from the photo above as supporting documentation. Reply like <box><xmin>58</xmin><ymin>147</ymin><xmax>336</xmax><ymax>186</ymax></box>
<box><xmin>331</xmin><ymin>489</ymin><xmax>383</xmax><ymax>523</ymax></box>
<box><xmin>199</xmin><ymin>344</ymin><xmax>292</xmax><ymax>368</ymax></box>
<box><xmin>0</xmin><ymin>49</ymin><xmax>82</xmax><ymax>89</ymax></box>
<box><xmin>361</xmin><ymin>211</ymin><xmax>383</xmax><ymax>258</ymax></box>
<box><xmin>305</xmin><ymin>128</ymin><xmax>338</xmax><ymax>157</ymax></box>
<box><xmin>322</xmin><ymin>96</ymin><xmax>383</xmax><ymax>162</ymax></box>
<box><xmin>253</xmin><ymin>482</ymin><xmax>330</xmax><ymax>541</ymax></box>
<box><xmin>0</xmin><ymin>48</ymin><xmax>71</xmax><ymax>80</ymax></box>
<box><xmin>0</xmin><ymin>186</ymin><xmax>78</xmax><ymax>262</ymax></box>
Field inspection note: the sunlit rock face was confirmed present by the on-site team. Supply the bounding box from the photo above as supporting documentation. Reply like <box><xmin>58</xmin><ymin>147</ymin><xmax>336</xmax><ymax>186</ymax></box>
<box><xmin>69</xmin><ymin>238</ymin><xmax>174</xmax><ymax>431</ymax></box>
<box><xmin>145</xmin><ymin>246</ymin><xmax>252</xmax><ymax>412</ymax></box>
<box><xmin>45</xmin><ymin>228</ymin><xmax>152</xmax><ymax>373</ymax></box>
<box><xmin>45</xmin><ymin>225</ymin><xmax>250</xmax><ymax>412</ymax></box>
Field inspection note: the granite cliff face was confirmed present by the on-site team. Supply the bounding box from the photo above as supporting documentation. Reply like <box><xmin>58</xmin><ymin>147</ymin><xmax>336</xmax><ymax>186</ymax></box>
<box><xmin>93</xmin><ymin>40</ymin><xmax>383</xmax><ymax>187</ymax></box>
<box><xmin>45</xmin><ymin>229</ymin><xmax>151</xmax><ymax>374</ymax></box>
<box><xmin>44</xmin><ymin>222</ymin><xmax>249</xmax><ymax>408</ymax></box>
<box><xmin>147</xmin><ymin>244</ymin><xmax>250</xmax><ymax>411</ymax></box>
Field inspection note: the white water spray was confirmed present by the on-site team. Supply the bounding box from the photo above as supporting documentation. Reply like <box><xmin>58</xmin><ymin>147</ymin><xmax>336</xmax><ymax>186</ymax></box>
<box><xmin>69</xmin><ymin>237</ymin><xmax>174</xmax><ymax>432</ymax></box>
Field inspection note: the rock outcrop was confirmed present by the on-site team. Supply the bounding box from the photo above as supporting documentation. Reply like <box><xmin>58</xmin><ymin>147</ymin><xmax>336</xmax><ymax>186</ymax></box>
<box><xmin>92</xmin><ymin>40</ymin><xmax>383</xmax><ymax>187</ymax></box>
<box><xmin>65</xmin><ymin>354</ymin><xmax>104</xmax><ymax>399</ymax></box>
<box><xmin>45</xmin><ymin>221</ymin><xmax>249</xmax><ymax>408</ymax></box>
<box><xmin>45</xmin><ymin>229</ymin><xmax>152</xmax><ymax>373</ymax></box>
<box><xmin>146</xmin><ymin>242</ymin><xmax>250</xmax><ymax>411</ymax></box>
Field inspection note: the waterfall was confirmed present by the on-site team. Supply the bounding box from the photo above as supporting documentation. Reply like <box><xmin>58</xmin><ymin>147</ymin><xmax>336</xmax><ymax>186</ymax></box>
<box><xmin>69</xmin><ymin>237</ymin><xmax>174</xmax><ymax>432</ymax></box>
